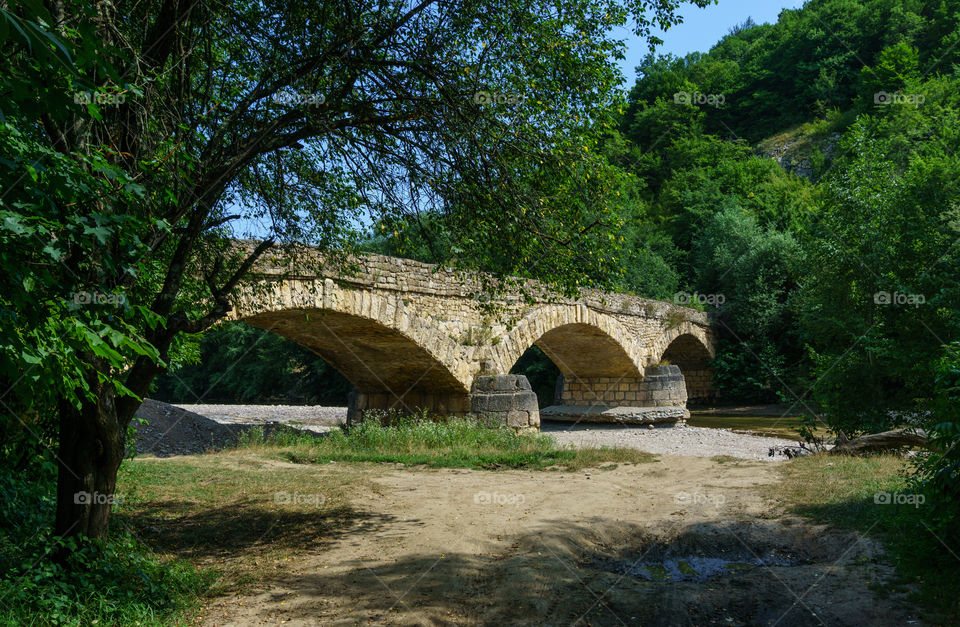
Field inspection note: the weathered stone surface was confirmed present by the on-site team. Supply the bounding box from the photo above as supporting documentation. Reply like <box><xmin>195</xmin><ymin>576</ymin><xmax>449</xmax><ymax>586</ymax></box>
<box><xmin>553</xmin><ymin>366</ymin><xmax>688</xmax><ymax>410</ymax></box>
<box><xmin>470</xmin><ymin>375</ymin><xmax>540</xmax><ymax>429</ymax></box>
<box><xmin>230</xmin><ymin>249</ymin><xmax>715</xmax><ymax>429</ymax></box>
<box><xmin>539</xmin><ymin>405</ymin><xmax>689</xmax><ymax>425</ymax></box>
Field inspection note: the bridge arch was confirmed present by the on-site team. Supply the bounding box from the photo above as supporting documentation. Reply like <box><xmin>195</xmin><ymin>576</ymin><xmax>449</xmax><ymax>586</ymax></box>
<box><xmin>651</xmin><ymin>324</ymin><xmax>714</xmax><ymax>365</ymax></box>
<box><xmin>492</xmin><ymin>304</ymin><xmax>645</xmax><ymax>379</ymax></box>
<box><xmin>235</xmin><ymin>279</ymin><xmax>473</xmax><ymax>419</ymax></box>
<box><xmin>653</xmin><ymin>329</ymin><xmax>715</xmax><ymax>402</ymax></box>
<box><xmin>242</xmin><ymin>308</ymin><xmax>468</xmax><ymax>395</ymax></box>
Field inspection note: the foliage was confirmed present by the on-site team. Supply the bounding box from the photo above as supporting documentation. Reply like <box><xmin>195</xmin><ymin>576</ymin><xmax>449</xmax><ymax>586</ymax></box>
<box><xmin>798</xmin><ymin>75</ymin><xmax>960</xmax><ymax>435</ymax></box>
<box><xmin>912</xmin><ymin>342</ymin><xmax>960</xmax><ymax>543</ymax></box>
<box><xmin>510</xmin><ymin>346</ymin><xmax>561</xmax><ymax>407</ymax></box>
<box><xmin>0</xmin><ymin>466</ymin><xmax>211</xmax><ymax>626</ymax></box>
<box><xmin>626</xmin><ymin>0</ymin><xmax>960</xmax><ymax>141</ymax></box>
<box><xmin>692</xmin><ymin>207</ymin><xmax>803</xmax><ymax>402</ymax></box>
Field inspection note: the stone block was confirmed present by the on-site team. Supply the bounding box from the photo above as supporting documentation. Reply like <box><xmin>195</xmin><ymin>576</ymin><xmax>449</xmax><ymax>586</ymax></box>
<box><xmin>471</xmin><ymin>394</ymin><xmax>515</xmax><ymax>413</ymax></box>
<box><xmin>506</xmin><ymin>410</ymin><xmax>529</xmax><ymax>428</ymax></box>
<box><xmin>470</xmin><ymin>374</ymin><xmax>540</xmax><ymax>431</ymax></box>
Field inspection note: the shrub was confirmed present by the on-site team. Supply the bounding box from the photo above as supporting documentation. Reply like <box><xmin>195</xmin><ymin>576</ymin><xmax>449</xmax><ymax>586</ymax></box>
<box><xmin>0</xmin><ymin>466</ymin><xmax>212</xmax><ymax>626</ymax></box>
<box><xmin>913</xmin><ymin>343</ymin><xmax>960</xmax><ymax>542</ymax></box>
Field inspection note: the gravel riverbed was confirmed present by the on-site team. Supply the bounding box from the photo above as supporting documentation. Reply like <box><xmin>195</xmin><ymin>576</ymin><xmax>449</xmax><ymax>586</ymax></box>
<box><xmin>134</xmin><ymin>400</ymin><xmax>794</xmax><ymax>460</ymax></box>
<box><xmin>541</xmin><ymin>423</ymin><xmax>794</xmax><ymax>461</ymax></box>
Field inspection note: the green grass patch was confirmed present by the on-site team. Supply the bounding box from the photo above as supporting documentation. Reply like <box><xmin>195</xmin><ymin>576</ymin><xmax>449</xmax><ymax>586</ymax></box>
<box><xmin>772</xmin><ymin>455</ymin><xmax>960</xmax><ymax>622</ymax></box>
<box><xmin>676</xmin><ymin>560</ymin><xmax>697</xmax><ymax>576</ymax></box>
<box><xmin>241</xmin><ymin>417</ymin><xmax>657</xmax><ymax>471</ymax></box>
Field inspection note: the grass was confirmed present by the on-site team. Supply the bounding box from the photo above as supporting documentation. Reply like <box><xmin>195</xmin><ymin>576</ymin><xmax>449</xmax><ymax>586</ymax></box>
<box><xmin>238</xmin><ymin>417</ymin><xmax>658</xmax><ymax>470</ymax></box>
<box><xmin>770</xmin><ymin>454</ymin><xmax>960</xmax><ymax>622</ymax></box>
<box><xmin>114</xmin><ymin>451</ymin><xmax>373</xmax><ymax>591</ymax></box>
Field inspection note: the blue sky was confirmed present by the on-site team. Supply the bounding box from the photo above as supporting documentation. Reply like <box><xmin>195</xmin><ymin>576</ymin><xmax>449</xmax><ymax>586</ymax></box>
<box><xmin>616</xmin><ymin>0</ymin><xmax>807</xmax><ymax>85</ymax></box>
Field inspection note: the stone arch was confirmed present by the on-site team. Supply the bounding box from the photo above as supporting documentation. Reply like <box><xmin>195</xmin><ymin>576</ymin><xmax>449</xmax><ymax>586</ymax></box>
<box><xmin>493</xmin><ymin>304</ymin><xmax>645</xmax><ymax>378</ymax></box>
<box><xmin>234</xmin><ymin>279</ymin><xmax>473</xmax><ymax>420</ymax></box>
<box><xmin>242</xmin><ymin>308</ymin><xmax>468</xmax><ymax>395</ymax></box>
<box><xmin>649</xmin><ymin>323</ymin><xmax>715</xmax><ymax>366</ymax></box>
<box><xmin>655</xmin><ymin>330</ymin><xmax>715</xmax><ymax>403</ymax></box>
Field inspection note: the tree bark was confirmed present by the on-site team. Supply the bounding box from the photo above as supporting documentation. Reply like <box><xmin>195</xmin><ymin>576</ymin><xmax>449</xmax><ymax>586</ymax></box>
<box><xmin>828</xmin><ymin>428</ymin><xmax>931</xmax><ymax>456</ymax></box>
<box><xmin>54</xmin><ymin>372</ymin><xmax>127</xmax><ymax>543</ymax></box>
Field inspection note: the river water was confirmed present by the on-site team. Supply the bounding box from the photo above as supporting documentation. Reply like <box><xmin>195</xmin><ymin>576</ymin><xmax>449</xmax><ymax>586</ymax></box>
<box><xmin>686</xmin><ymin>413</ymin><xmax>814</xmax><ymax>439</ymax></box>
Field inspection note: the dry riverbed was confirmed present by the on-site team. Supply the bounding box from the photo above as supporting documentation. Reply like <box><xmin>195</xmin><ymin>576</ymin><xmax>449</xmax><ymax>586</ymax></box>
<box><xmin>122</xmin><ymin>402</ymin><xmax>922</xmax><ymax>625</ymax></box>
<box><xmin>186</xmin><ymin>455</ymin><xmax>917</xmax><ymax>626</ymax></box>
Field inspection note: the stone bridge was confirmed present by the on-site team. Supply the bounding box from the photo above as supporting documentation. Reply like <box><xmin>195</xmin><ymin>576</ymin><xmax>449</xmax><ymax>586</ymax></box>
<box><xmin>230</xmin><ymin>250</ymin><xmax>715</xmax><ymax>430</ymax></box>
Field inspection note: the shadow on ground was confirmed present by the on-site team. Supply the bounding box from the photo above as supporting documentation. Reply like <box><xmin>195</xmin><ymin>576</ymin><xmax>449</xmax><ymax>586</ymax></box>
<box><xmin>193</xmin><ymin>516</ymin><xmax>920</xmax><ymax>626</ymax></box>
<box><xmin>115</xmin><ymin>500</ymin><xmax>399</xmax><ymax>561</ymax></box>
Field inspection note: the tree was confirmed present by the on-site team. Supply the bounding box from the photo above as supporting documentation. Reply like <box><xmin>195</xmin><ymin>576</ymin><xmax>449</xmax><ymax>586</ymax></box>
<box><xmin>692</xmin><ymin>206</ymin><xmax>802</xmax><ymax>401</ymax></box>
<box><xmin>0</xmin><ymin>0</ymin><xmax>710</xmax><ymax>542</ymax></box>
<box><xmin>798</xmin><ymin>75</ymin><xmax>960</xmax><ymax>435</ymax></box>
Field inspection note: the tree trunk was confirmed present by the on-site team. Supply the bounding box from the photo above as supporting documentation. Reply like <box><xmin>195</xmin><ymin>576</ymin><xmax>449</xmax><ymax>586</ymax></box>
<box><xmin>54</xmin><ymin>379</ymin><xmax>128</xmax><ymax>543</ymax></box>
<box><xmin>828</xmin><ymin>428</ymin><xmax>931</xmax><ymax>456</ymax></box>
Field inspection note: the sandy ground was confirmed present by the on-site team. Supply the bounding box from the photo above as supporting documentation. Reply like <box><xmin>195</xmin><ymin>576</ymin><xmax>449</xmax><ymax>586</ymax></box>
<box><xmin>198</xmin><ymin>457</ymin><xmax>920</xmax><ymax>626</ymax></box>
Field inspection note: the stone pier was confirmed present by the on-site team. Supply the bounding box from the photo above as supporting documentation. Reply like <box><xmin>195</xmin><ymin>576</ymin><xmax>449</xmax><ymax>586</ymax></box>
<box><xmin>540</xmin><ymin>365</ymin><xmax>690</xmax><ymax>425</ymax></box>
<box><xmin>345</xmin><ymin>374</ymin><xmax>540</xmax><ymax>430</ymax></box>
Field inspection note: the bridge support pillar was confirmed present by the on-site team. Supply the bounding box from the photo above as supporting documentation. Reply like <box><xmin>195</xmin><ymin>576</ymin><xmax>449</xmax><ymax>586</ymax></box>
<box><xmin>470</xmin><ymin>375</ymin><xmax>540</xmax><ymax>431</ymax></box>
<box><xmin>345</xmin><ymin>376</ymin><xmax>540</xmax><ymax>431</ymax></box>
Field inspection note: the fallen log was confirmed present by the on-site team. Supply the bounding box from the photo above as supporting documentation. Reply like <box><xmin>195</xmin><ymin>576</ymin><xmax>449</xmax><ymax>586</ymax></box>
<box><xmin>828</xmin><ymin>428</ymin><xmax>930</xmax><ymax>456</ymax></box>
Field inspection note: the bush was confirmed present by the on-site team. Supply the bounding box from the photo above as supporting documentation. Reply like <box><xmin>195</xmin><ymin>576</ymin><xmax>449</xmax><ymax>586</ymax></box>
<box><xmin>913</xmin><ymin>343</ymin><xmax>960</xmax><ymax>543</ymax></box>
<box><xmin>0</xmin><ymin>466</ymin><xmax>212</xmax><ymax>626</ymax></box>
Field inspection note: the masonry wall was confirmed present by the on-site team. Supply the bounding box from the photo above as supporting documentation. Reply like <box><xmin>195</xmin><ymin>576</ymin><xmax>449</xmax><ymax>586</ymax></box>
<box><xmin>346</xmin><ymin>389</ymin><xmax>471</xmax><ymax>424</ymax></box>
<box><xmin>242</xmin><ymin>247</ymin><xmax>712</xmax><ymax>363</ymax></box>
<box><xmin>555</xmin><ymin>366</ymin><xmax>688</xmax><ymax>408</ymax></box>
<box><xmin>683</xmin><ymin>369</ymin><xmax>715</xmax><ymax>403</ymax></box>
<box><xmin>237</xmin><ymin>248</ymin><xmax>716</xmax><ymax>409</ymax></box>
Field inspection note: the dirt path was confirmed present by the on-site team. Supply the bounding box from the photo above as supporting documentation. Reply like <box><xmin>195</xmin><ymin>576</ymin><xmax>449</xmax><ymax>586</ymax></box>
<box><xmin>199</xmin><ymin>457</ymin><xmax>919</xmax><ymax>626</ymax></box>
